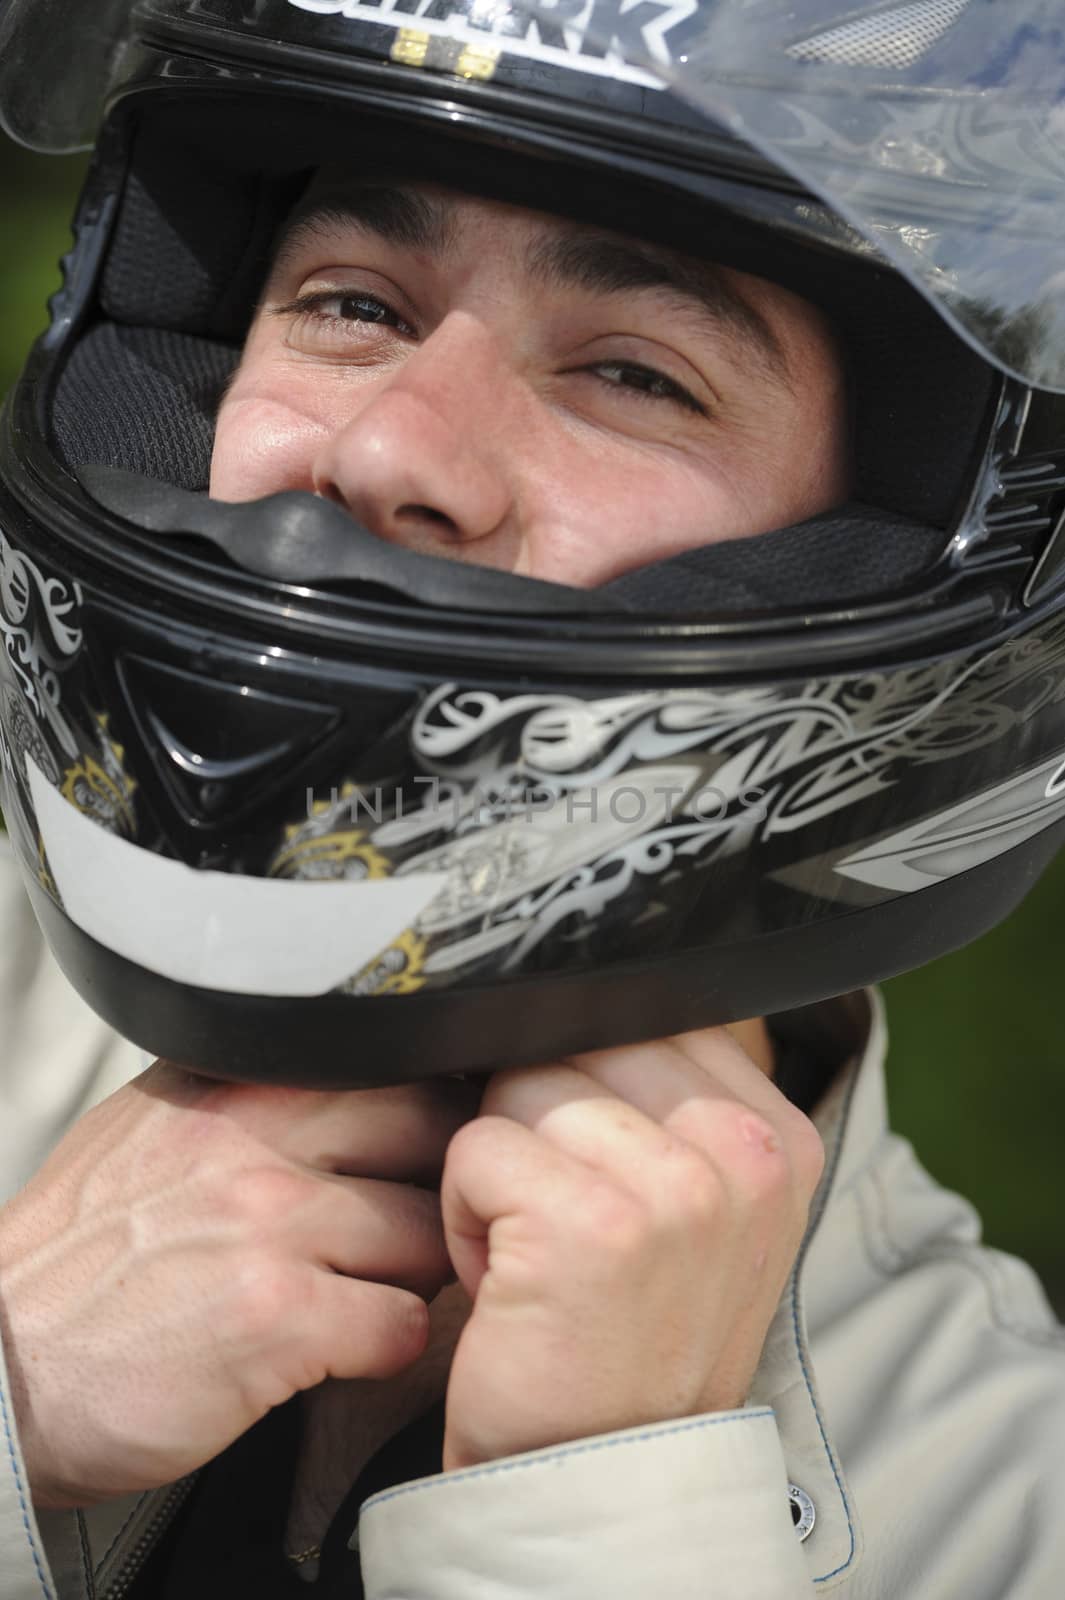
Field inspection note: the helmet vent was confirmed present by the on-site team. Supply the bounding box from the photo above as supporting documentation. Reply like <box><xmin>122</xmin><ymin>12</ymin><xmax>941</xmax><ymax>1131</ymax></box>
<box><xmin>787</xmin><ymin>0</ymin><xmax>969</xmax><ymax>71</ymax></box>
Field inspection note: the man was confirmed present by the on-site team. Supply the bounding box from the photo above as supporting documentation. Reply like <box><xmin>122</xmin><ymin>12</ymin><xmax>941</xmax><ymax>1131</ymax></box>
<box><xmin>0</xmin><ymin>173</ymin><xmax>835</xmax><ymax>1593</ymax></box>
<box><xmin>2</xmin><ymin>2</ymin><xmax>1065</xmax><ymax>1596</ymax></box>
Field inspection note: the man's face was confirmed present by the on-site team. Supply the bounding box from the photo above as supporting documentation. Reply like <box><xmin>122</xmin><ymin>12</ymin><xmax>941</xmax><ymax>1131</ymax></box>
<box><xmin>211</xmin><ymin>178</ymin><xmax>850</xmax><ymax>587</ymax></box>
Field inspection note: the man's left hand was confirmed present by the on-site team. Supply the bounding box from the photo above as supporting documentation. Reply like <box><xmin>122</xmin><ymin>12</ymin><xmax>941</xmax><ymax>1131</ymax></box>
<box><xmin>440</xmin><ymin>1028</ymin><xmax>824</xmax><ymax>1471</ymax></box>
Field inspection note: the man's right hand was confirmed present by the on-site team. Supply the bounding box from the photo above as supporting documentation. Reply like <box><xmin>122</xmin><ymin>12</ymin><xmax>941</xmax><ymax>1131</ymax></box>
<box><xmin>0</xmin><ymin>1061</ymin><xmax>476</xmax><ymax>1509</ymax></box>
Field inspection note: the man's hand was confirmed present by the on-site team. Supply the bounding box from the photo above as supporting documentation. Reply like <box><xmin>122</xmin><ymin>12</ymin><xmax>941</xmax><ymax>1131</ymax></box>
<box><xmin>440</xmin><ymin>1029</ymin><xmax>824</xmax><ymax>1471</ymax></box>
<box><xmin>0</xmin><ymin>1062</ymin><xmax>477</xmax><ymax>1508</ymax></box>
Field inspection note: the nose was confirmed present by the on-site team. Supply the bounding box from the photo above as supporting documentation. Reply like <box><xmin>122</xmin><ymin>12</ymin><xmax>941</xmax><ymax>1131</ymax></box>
<box><xmin>311</xmin><ymin>313</ymin><xmax>515</xmax><ymax>558</ymax></box>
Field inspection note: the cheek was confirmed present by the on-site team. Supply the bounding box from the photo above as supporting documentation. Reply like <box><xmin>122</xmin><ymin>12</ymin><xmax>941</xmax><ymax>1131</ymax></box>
<box><xmin>518</xmin><ymin>397</ymin><xmax>848</xmax><ymax>590</ymax></box>
<box><xmin>752</xmin><ymin>375</ymin><xmax>851</xmax><ymax>526</ymax></box>
<box><xmin>516</xmin><ymin>441</ymin><xmax>746</xmax><ymax>588</ymax></box>
<box><xmin>750</xmin><ymin>319</ymin><xmax>852</xmax><ymax>522</ymax></box>
<box><xmin>209</xmin><ymin>393</ymin><xmax>331</xmax><ymax>501</ymax></box>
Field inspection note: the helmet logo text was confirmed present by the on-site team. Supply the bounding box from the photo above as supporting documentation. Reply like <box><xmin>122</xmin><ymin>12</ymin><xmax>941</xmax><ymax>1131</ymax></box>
<box><xmin>287</xmin><ymin>0</ymin><xmax>698</xmax><ymax>85</ymax></box>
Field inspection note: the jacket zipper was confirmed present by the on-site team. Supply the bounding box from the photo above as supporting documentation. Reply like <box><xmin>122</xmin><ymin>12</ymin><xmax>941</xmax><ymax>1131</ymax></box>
<box><xmin>98</xmin><ymin>1479</ymin><xmax>196</xmax><ymax>1600</ymax></box>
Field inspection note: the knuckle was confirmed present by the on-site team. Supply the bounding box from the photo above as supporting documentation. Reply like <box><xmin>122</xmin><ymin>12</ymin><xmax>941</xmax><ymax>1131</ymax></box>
<box><xmin>226</xmin><ymin>1164</ymin><xmax>312</xmax><ymax>1231</ymax></box>
<box><xmin>723</xmin><ymin>1102</ymin><xmax>827</xmax><ymax>1218</ymax></box>
<box><xmin>675</xmin><ymin>1097</ymin><xmax>756</xmax><ymax>1153</ymax></box>
<box><xmin>734</xmin><ymin>1105</ymin><xmax>779</xmax><ymax>1151</ymax></box>
<box><xmin>655</xmin><ymin>1139</ymin><xmax>721</xmax><ymax>1222</ymax></box>
<box><xmin>723</xmin><ymin>1107</ymin><xmax>794</xmax><ymax>1203</ymax></box>
<box><xmin>667</xmin><ymin>1101</ymin><xmax>798</xmax><ymax>1210</ymax></box>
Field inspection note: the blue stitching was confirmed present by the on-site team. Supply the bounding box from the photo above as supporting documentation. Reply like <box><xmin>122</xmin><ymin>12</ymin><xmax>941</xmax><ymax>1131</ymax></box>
<box><xmin>790</xmin><ymin>1281</ymin><xmax>854</xmax><ymax>1585</ymax></box>
<box><xmin>0</xmin><ymin>1359</ymin><xmax>53</xmax><ymax>1598</ymax></box>
<box><xmin>792</xmin><ymin>1058</ymin><xmax>863</xmax><ymax>1585</ymax></box>
<box><xmin>363</xmin><ymin>1409</ymin><xmax>776</xmax><ymax>1511</ymax></box>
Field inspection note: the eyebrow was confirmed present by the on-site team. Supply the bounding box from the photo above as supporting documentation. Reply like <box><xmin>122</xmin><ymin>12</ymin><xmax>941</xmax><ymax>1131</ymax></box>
<box><xmin>272</xmin><ymin>185</ymin><xmax>459</xmax><ymax>272</ymax></box>
<box><xmin>527</xmin><ymin>230</ymin><xmax>788</xmax><ymax>383</ymax></box>
<box><xmin>271</xmin><ymin>184</ymin><xmax>791</xmax><ymax>385</ymax></box>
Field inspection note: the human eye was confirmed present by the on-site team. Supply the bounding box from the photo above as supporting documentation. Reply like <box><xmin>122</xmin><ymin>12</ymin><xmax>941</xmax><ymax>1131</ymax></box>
<box><xmin>273</xmin><ymin>289</ymin><xmax>416</xmax><ymax>351</ymax></box>
<box><xmin>589</xmin><ymin>360</ymin><xmax>707</xmax><ymax>417</ymax></box>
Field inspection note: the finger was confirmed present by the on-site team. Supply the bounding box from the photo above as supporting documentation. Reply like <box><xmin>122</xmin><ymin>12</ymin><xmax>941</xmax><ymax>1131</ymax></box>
<box><xmin>441</xmin><ymin>1116</ymin><xmax>594</xmax><ymax>1298</ymax></box>
<box><xmin>562</xmin><ymin>1032</ymin><xmax>813</xmax><ymax>1176</ymax></box>
<box><xmin>488</xmin><ymin>1042</ymin><xmax>820</xmax><ymax>1215</ymax></box>
<box><xmin>479</xmin><ymin>1063</ymin><xmax>694</xmax><ymax>1189</ymax></box>
<box><xmin>569</xmin><ymin>1027</ymin><xmax>780</xmax><ymax>1120</ymax></box>
<box><xmin>645</xmin><ymin>1030</ymin><xmax>825</xmax><ymax>1192</ymax></box>
<box><xmin>304</xmin><ymin>1175</ymin><xmax>452</xmax><ymax>1299</ymax></box>
<box><xmin>297</xmin><ymin>1272</ymin><xmax>432</xmax><ymax>1383</ymax></box>
<box><xmin>146</xmin><ymin>1065</ymin><xmax>481</xmax><ymax>1183</ymax></box>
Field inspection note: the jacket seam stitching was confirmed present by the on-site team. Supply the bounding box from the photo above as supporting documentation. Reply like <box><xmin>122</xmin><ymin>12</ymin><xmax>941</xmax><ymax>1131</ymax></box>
<box><xmin>362</xmin><ymin>1409</ymin><xmax>775</xmax><ymax>1510</ymax></box>
<box><xmin>0</xmin><ymin>1357</ymin><xmax>53</xmax><ymax>1599</ymax></box>
<box><xmin>790</xmin><ymin>1053</ymin><xmax>861</xmax><ymax>1585</ymax></box>
<box><xmin>789</xmin><ymin>1283</ymin><xmax>855</xmax><ymax>1585</ymax></box>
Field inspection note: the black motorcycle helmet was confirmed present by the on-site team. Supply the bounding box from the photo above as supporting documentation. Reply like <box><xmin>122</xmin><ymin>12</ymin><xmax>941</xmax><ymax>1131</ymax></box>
<box><xmin>2</xmin><ymin>0</ymin><xmax>1065</xmax><ymax>1086</ymax></box>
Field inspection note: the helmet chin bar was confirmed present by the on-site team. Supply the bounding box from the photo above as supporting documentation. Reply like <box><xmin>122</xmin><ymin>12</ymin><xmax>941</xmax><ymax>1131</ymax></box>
<box><xmin>24</xmin><ymin>813</ymin><xmax>1065</xmax><ymax>1088</ymax></box>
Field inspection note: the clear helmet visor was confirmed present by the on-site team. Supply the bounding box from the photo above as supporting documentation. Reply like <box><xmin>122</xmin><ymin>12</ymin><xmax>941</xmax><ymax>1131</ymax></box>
<box><xmin>3</xmin><ymin>0</ymin><xmax>1065</xmax><ymax>389</ymax></box>
<box><xmin>0</xmin><ymin>0</ymin><xmax>135</xmax><ymax>151</ymax></box>
<box><xmin>545</xmin><ymin>0</ymin><xmax>1065</xmax><ymax>392</ymax></box>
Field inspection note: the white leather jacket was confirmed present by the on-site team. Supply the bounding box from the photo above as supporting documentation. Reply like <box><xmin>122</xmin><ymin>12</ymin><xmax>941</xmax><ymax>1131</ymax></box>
<box><xmin>2</xmin><ymin>856</ymin><xmax>1064</xmax><ymax>1597</ymax></box>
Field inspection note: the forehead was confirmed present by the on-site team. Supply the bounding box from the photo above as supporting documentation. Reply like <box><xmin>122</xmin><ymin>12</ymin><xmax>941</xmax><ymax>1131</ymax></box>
<box><xmin>270</xmin><ymin>175</ymin><xmax>798</xmax><ymax>382</ymax></box>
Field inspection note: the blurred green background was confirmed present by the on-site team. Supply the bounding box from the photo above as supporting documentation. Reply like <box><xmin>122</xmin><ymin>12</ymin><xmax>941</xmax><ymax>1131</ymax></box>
<box><xmin>2</xmin><ymin>137</ymin><xmax>1064</xmax><ymax>1311</ymax></box>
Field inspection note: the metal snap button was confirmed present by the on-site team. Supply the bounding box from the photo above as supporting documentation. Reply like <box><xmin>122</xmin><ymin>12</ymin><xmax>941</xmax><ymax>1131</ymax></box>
<box><xmin>788</xmin><ymin>1483</ymin><xmax>816</xmax><ymax>1542</ymax></box>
